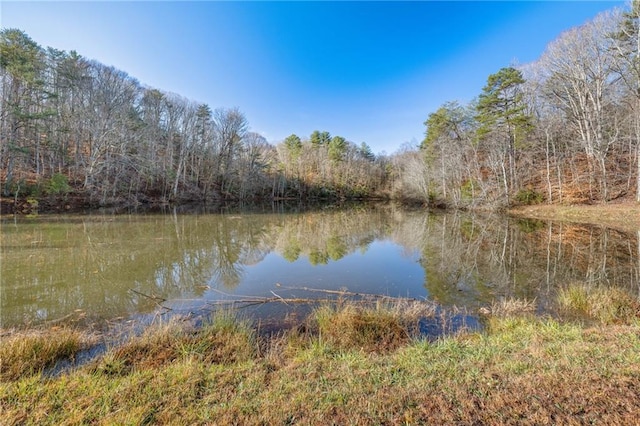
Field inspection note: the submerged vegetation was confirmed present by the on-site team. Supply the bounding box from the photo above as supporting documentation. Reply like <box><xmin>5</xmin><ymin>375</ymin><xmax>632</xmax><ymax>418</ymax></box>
<box><xmin>2</xmin><ymin>292</ymin><xmax>640</xmax><ymax>424</ymax></box>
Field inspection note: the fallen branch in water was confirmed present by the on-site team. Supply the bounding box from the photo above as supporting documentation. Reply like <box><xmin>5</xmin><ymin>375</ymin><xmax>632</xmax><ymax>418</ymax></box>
<box><xmin>131</xmin><ymin>284</ymin><xmax>439</xmax><ymax>318</ymax></box>
<box><xmin>275</xmin><ymin>284</ymin><xmax>422</xmax><ymax>302</ymax></box>
<box><xmin>196</xmin><ymin>292</ymin><xmax>436</xmax><ymax>314</ymax></box>
<box><xmin>41</xmin><ymin>310</ymin><xmax>87</xmax><ymax>326</ymax></box>
<box><xmin>128</xmin><ymin>289</ymin><xmax>172</xmax><ymax>312</ymax></box>
<box><xmin>270</xmin><ymin>290</ymin><xmax>289</xmax><ymax>305</ymax></box>
<box><xmin>129</xmin><ymin>289</ymin><xmax>166</xmax><ymax>303</ymax></box>
<box><xmin>210</xmin><ymin>288</ymin><xmax>269</xmax><ymax>301</ymax></box>
<box><xmin>204</xmin><ymin>296</ymin><xmax>318</xmax><ymax>308</ymax></box>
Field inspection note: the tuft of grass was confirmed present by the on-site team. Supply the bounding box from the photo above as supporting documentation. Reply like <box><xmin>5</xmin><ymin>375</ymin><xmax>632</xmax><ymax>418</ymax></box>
<box><xmin>95</xmin><ymin>312</ymin><xmax>256</xmax><ymax>375</ymax></box>
<box><xmin>102</xmin><ymin>320</ymin><xmax>187</xmax><ymax>373</ymax></box>
<box><xmin>284</xmin><ymin>299</ymin><xmax>435</xmax><ymax>355</ymax></box>
<box><xmin>312</xmin><ymin>301</ymin><xmax>413</xmax><ymax>352</ymax></box>
<box><xmin>487</xmin><ymin>297</ymin><xmax>536</xmax><ymax>318</ymax></box>
<box><xmin>187</xmin><ymin>310</ymin><xmax>256</xmax><ymax>364</ymax></box>
<box><xmin>0</xmin><ymin>328</ymin><xmax>85</xmax><ymax>381</ymax></box>
<box><xmin>557</xmin><ymin>284</ymin><xmax>640</xmax><ymax>324</ymax></box>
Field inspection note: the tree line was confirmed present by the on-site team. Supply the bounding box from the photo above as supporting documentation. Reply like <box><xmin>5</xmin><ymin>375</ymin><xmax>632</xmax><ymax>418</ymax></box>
<box><xmin>1</xmin><ymin>1</ymin><xmax>638</xmax><ymax>209</ymax></box>
<box><xmin>0</xmin><ymin>29</ymin><xmax>387</xmax><ymax>207</ymax></box>
<box><xmin>399</xmin><ymin>2</ymin><xmax>640</xmax><ymax>208</ymax></box>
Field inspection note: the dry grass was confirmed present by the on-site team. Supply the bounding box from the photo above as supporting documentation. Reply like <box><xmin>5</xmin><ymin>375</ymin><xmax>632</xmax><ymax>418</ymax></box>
<box><xmin>509</xmin><ymin>202</ymin><xmax>640</xmax><ymax>233</ymax></box>
<box><xmin>313</xmin><ymin>302</ymin><xmax>410</xmax><ymax>352</ymax></box>
<box><xmin>92</xmin><ymin>312</ymin><xmax>256</xmax><ymax>376</ymax></box>
<box><xmin>0</xmin><ymin>327</ymin><xmax>87</xmax><ymax>381</ymax></box>
<box><xmin>486</xmin><ymin>297</ymin><xmax>537</xmax><ymax>318</ymax></box>
<box><xmin>280</xmin><ymin>299</ymin><xmax>436</xmax><ymax>356</ymax></box>
<box><xmin>557</xmin><ymin>284</ymin><xmax>640</xmax><ymax>324</ymax></box>
<box><xmin>3</xmin><ymin>300</ymin><xmax>640</xmax><ymax>425</ymax></box>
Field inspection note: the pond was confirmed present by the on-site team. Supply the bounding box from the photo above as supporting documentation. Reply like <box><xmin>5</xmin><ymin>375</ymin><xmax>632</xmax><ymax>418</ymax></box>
<box><xmin>2</xmin><ymin>204</ymin><xmax>639</xmax><ymax>330</ymax></box>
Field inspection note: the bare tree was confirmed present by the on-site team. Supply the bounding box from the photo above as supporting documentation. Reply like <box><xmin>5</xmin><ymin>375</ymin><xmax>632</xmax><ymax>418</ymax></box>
<box><xmin>211</xmin><ymin>107</ymin><xmax>248</xmax><ymax>196</ymax></box>
<box><xmin>540</xmin><ymin>11</ymin><xmax>622</xmax><ymax>201</ymax></box>
<box><xmin>611</xmin><ymin>0</ymin><xmax>640</xmax><ymax>200</ymax></box>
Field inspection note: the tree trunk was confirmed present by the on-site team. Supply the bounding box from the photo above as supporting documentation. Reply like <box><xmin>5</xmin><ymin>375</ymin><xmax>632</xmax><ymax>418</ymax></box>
<box><xmin>545</xmin><ymin>127</ymin><xmax>553</xmax><ymax>203</ymax></box>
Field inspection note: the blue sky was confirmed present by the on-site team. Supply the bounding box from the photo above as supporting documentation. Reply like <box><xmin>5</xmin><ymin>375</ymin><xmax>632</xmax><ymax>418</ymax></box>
<box><xmin>1</xmin><ymin>1</ymin><xmax>624</xmax><ymax>154</ymax></box>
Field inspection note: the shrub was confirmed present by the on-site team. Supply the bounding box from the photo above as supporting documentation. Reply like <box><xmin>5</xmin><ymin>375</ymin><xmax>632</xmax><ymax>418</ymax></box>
<box><xmin>7</xmin><ymin>179</ymin><xmax>42</xmax><ymax>198</ymax></box>
<box><xmin>45</xmin><ymin>173</ymin><xmax>71</xmax><ymax>195</ymax></box>
<box><xmin>513</xmin><ymin>188</ymin><xmax>544</xmax><ymax>205</ymax></box>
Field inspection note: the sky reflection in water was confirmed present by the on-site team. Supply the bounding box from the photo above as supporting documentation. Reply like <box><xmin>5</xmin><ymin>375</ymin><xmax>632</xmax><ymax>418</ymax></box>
<box><xmin>2</xmin><ymin>206</ymin><xmax>639</xmax><ymax>328</ymax></box>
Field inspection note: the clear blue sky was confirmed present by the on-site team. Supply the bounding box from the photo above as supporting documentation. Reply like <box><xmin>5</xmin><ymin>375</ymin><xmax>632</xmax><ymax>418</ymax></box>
<box><xmin>0</xmin><ymin>1</ymin><xmax>624</xmax><ymax>154</ymax></box>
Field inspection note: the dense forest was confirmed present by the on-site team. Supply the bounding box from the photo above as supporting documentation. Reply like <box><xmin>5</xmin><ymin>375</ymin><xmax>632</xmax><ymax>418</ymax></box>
<box><xmin>0</xmin><ymin>2</ymin><xmax>638</xmax><ymax>211</ymax></box>
<box><xmin>0</xmin><ymin>30</ymin><xmax>387</xmax><ymax>208</ymax></box>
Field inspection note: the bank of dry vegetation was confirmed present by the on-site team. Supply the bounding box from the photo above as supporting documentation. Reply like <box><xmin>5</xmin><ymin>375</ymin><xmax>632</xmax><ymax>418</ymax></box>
<box><xmin>2</xmin><ymin>288</ymin><xmax>640</xmax><ymax>425</ymax></box>
<box><xmin>509</xmin><ymin>202</ymin><xmax>640</xmax><ymax>234</ymax></box>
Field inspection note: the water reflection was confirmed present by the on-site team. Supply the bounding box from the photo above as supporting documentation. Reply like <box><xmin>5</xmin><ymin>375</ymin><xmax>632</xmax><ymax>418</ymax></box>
<box><xmin>405</xmin><ymin>212</ymin><xmax>640</xmax><ymax>308</ymax></box>
<box><xmin>2</xmin><ymin>206</ymin><xmax>639</xmax><ymax>328</ymax></box>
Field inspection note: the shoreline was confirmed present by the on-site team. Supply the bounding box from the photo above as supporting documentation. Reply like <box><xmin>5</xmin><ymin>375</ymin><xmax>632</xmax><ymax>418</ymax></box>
<box><xmin>508</xmin><ymin>202</ymin><xmax>640</xmax><ymax>234</ymax></box>
<box><xmin>2</xmin><ymin>291</ymin><xmax>640</xmax><ymax>424</ymax></box>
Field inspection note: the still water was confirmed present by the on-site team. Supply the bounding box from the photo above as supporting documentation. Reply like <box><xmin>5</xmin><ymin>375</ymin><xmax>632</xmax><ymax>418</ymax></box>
<box><xmin>2</xmin><ymin>205</ymin><xmax>639</xmax><ymax>329</ymax></box>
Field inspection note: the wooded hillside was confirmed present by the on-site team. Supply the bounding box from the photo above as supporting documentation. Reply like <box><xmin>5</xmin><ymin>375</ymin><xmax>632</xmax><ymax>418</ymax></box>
<box><xmin>1</xmin><ymin>2</ymin><xmax>638</xmax><ymax>210</ymax></box>
<box><xmin>0</xmin><ymin>29</ymin><xmax>387</xmax><ymax>209</ymax></box>
<box><xmin>402</xmin><ymin>4</ymin><xmax>640</xmax><ymax>208</ymax></box>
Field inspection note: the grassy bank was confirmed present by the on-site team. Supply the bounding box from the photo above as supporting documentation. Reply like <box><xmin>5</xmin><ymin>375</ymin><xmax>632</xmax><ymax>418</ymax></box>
<box><xmin>509</xmin><ymin>202</ymin><xmax>640</xmax><ymax>234</ymax></box>
<box><xmin>2</xmin><ymin>291</ymin><xmax>640</xmax><ymax>425</ymax></box>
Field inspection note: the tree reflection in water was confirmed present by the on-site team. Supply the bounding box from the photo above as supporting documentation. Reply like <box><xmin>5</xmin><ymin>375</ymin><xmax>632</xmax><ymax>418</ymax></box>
<box><xmin>2</xmin><ymin>205</ymin><xmax>639</xmax><ymax>327</ymax></box>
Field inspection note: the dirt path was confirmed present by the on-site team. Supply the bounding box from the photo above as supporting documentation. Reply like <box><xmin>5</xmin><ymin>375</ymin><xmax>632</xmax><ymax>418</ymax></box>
<box><xmin>509</xmin><ymin>203</ymin><xmax>640</xmax><ymax>234</ymax></box>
